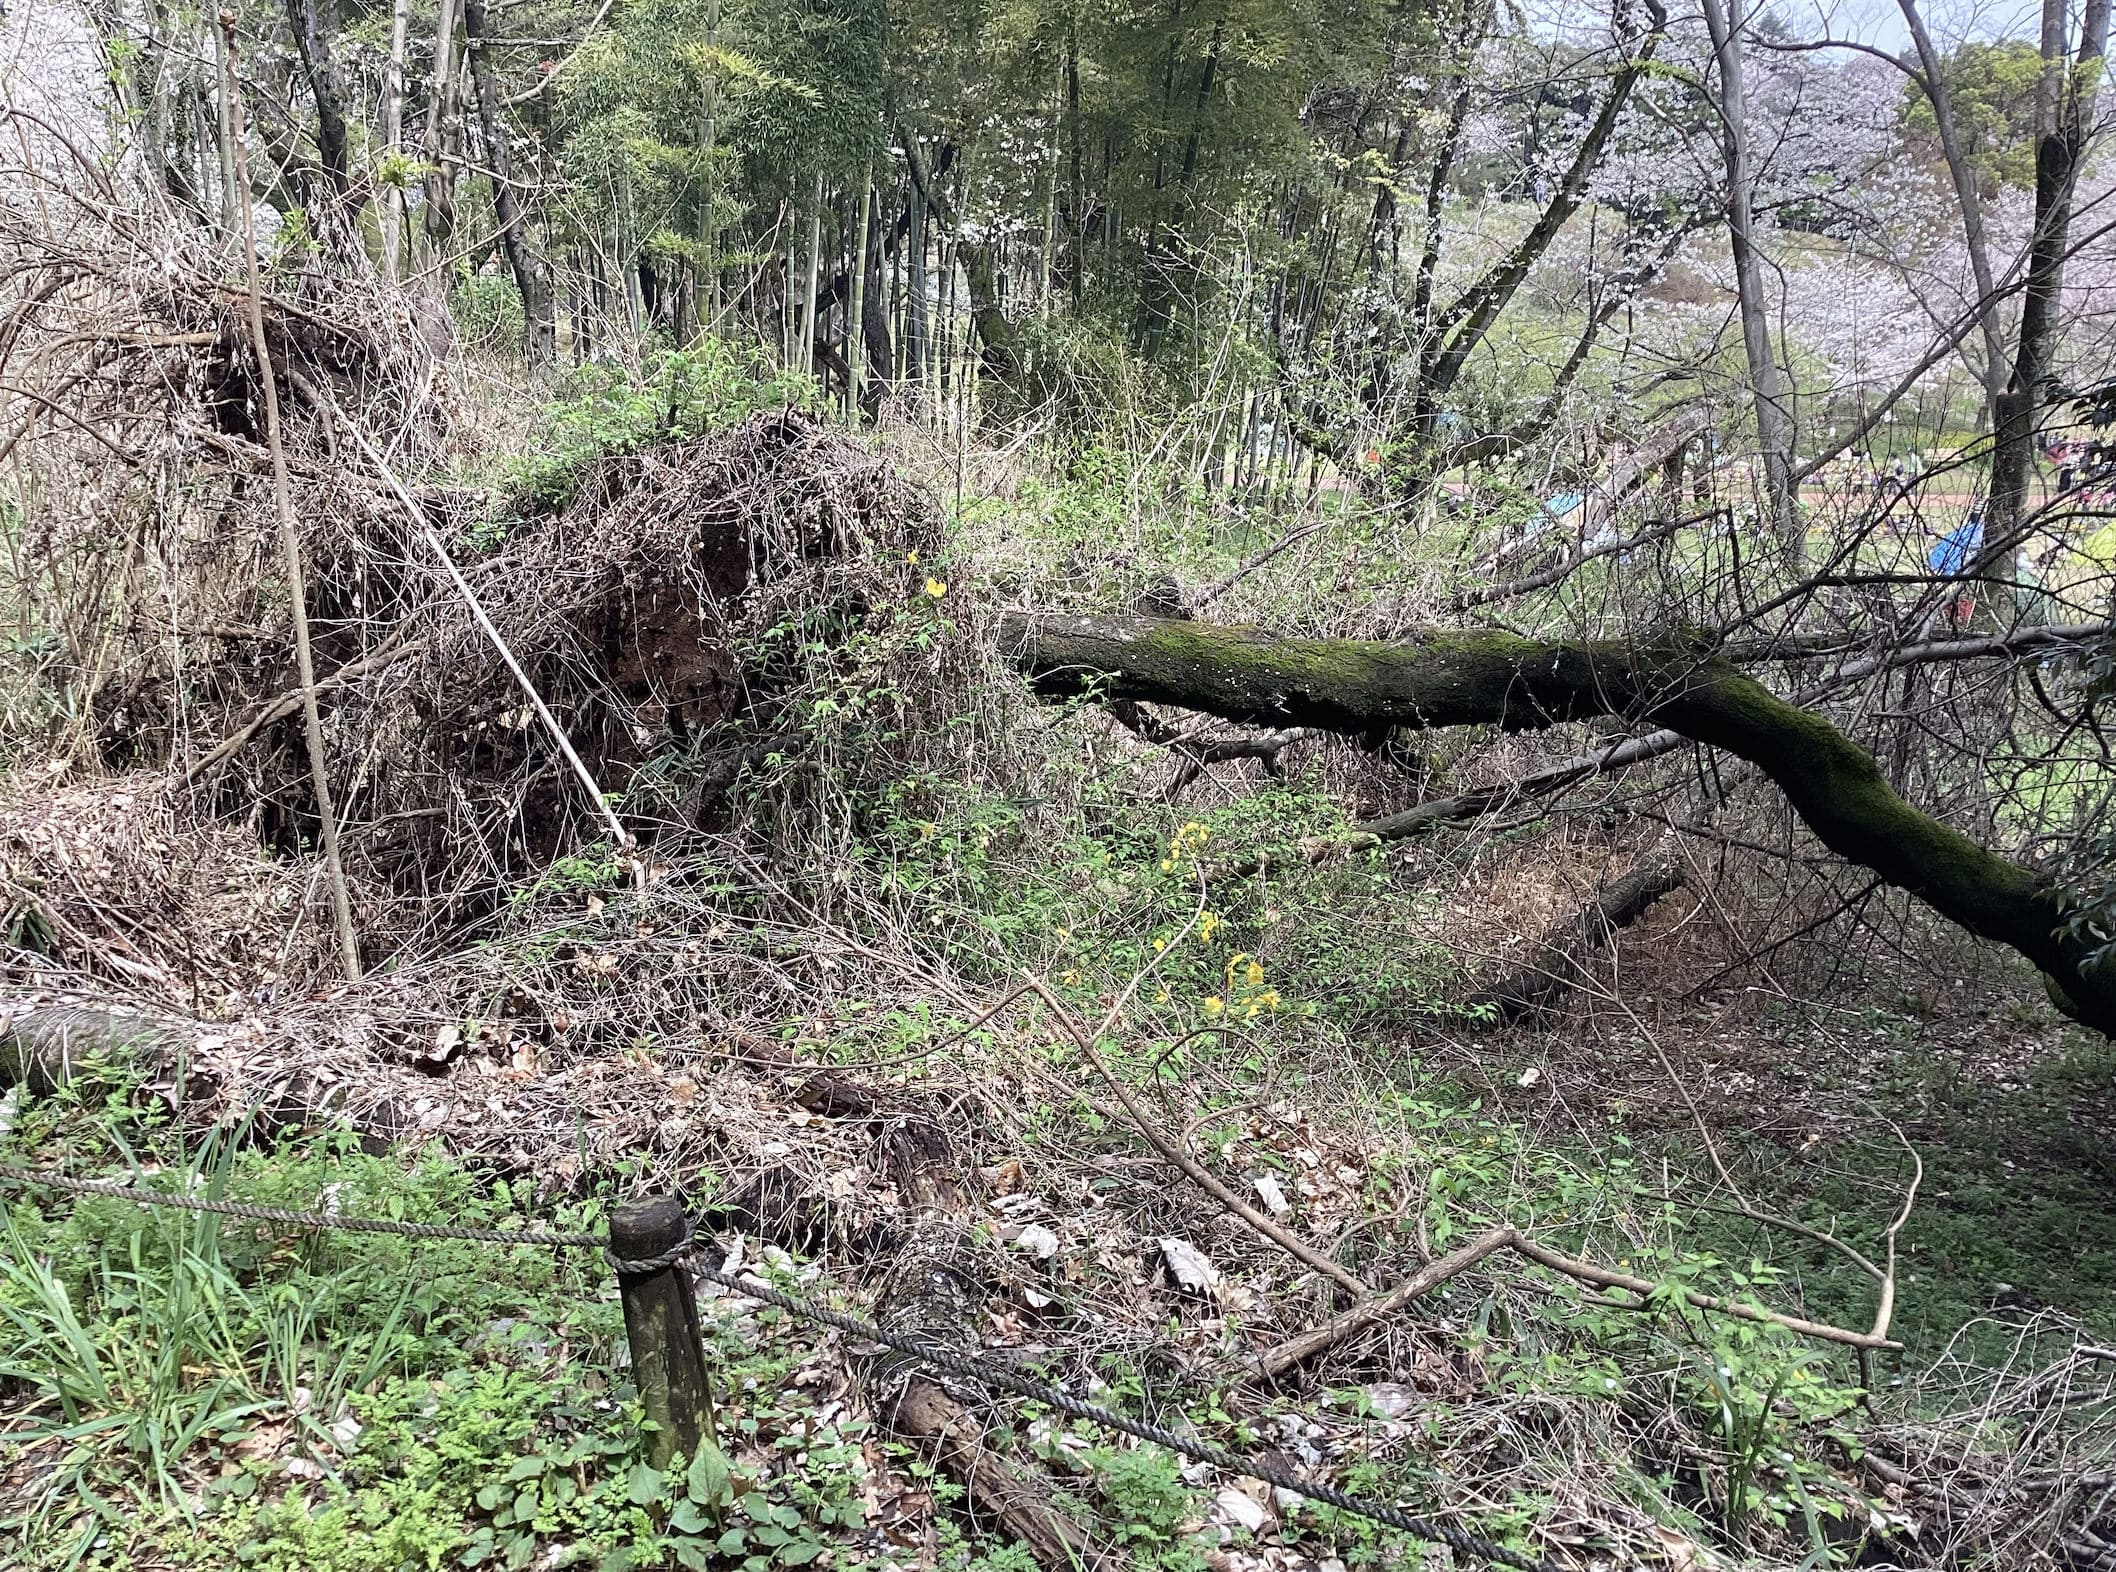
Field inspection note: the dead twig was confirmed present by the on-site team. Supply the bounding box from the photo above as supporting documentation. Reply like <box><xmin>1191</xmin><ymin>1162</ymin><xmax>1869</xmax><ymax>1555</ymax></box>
<box><xmin>220</xmin><ymin>18</ymin><xmax>361</xmax><ymax>982</ymax></box>
<box><xmin>179</xmin><ymin>633</ymin><xmax>422</xmax><ymax>784</ymax></box>
<box><xmin>1021</xmin><ymin>974</ymin><xmax>1369</xmax><ymax>1298</ymax></box>
<box><xmin>1257</xmin><ymin>1227</ymin><xmax>1520</xmax><ymax>1379</ymax></box>
<box><xmin>311</xmin><ymin>381</ymin><xmax>634</xmax><ymax>859</ymax></box>
<box><xmin>1257</xmin><ymin>1220</ymin><xmax>1902</xmax><ymax>1381</ymax></box>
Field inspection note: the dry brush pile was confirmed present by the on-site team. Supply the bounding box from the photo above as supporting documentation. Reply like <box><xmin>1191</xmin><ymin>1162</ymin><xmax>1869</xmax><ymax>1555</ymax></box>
<box><xmin>0</xmin><ymin>154</ymin><xmax>955</xmax><ymax>975</ymax></box>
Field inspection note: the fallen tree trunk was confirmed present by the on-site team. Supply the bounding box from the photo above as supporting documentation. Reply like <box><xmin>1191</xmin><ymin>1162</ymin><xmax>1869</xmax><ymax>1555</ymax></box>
<box><xmin>868</xmin><ymin>1115</ymin><xmax>1095</xmax><ymax>1568</ymax></box>
<box><xmin>0</xmin><ymin>1003</ymin><xmax>179</xmax><ymax>1094</ymax></box>
<box><xmin>1002</xmin><ymin>612</ymin><xmax>2116</xmax><ymax>1034</ymax></box>
<box><xmin>1464</xmin><ymin>834</ymin><xmax>1689</xmax><ymax>1024</ymax></box>
<box><xmin>0</xmin><ymin>999</ymin><xmax>407</xmax><ymax>1151</ymax></box>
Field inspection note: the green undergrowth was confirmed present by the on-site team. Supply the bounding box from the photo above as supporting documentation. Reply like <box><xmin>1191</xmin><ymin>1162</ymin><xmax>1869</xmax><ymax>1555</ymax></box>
<box><xmin>315</xmin><ymin>766</ymin><xmax>2107</xmax><ymax>1568</ymax></box>
<box><xmin>841</xmin><ymin>770</ymin><xmax>1470</xmax><ymax>1032</ymax></box>
<box><xmin>1</xmin><ymin>1038</ymin><xmax>1932</xmax><ymax>1570</ymax></box>
<box><xmin>1737</xmin><ymin>1017</ymin><xmax>2116</xmax><ymax>1357</ymax></box>
<box><xmin>7</xmin><ymin>766</ymin><xmax>2102</xmax><ymax>1569</ymax></box>
<box><xmin>502</xmin><ymin>338</ymin><xmax>825</xmax><ymax>519</ymax></box>
<box><xmin>0</xmin><ymin>1073</ymin><xmax>880</xmax><ymax>1572</ymax></box>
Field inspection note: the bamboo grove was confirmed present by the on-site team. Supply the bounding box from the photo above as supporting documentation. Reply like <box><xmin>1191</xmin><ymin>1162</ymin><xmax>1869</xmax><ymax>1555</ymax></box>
<box><xmin>86</xmin><ymin>0</ymin><xmax>2112</xmax><ymax>501</ymax></box>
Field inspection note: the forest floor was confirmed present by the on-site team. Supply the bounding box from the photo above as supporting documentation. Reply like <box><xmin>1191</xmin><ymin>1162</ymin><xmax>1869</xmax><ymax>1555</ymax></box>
<box><xmin>1469</xmin><ymin>978</ymin><xmax>2116</xmax><ymax>1353</ymax></box>
<box><xmin>4</xmin><ymin>919</ymin><xmax>2109</xmax><ymax>1572</ymax></box>
<box><xmin>2</xmin><ymin>364</ymin><xmax>2111</xmax><ymax>1572</ymax></box>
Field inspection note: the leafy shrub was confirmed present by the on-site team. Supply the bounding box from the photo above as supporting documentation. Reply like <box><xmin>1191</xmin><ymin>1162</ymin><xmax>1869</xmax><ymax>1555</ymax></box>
<box><xmin>1088</xmin><ymin>1446</ymin><xmax>1208</xmax><ymax>1572</ymax></box>
<box><xmin>508</xmin><ymin>338</ymin><xmax>823</xmax><ymax>515</ymax></box>
<box><xmin>453</xmin><ymin>270</ymin><xmax>527</xmax><ymax>356</ymax></box>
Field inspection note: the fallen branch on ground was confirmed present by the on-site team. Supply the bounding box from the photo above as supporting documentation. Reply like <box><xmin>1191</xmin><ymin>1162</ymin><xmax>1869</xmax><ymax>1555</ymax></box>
<box><xmin>866</xmin><ymin>1105</ymin><xmax>1101</xmax><ymax>1569</ymax></box>
<box><xmin>0</xmin><ymin>998</ymin><xmax>407</xmax><ymax>1151</ymax></box>
<box><xmin>1110</xmin><ymin>700</ymin><xmax>1316</xmax><ymax>795</ymax></box>
<box><xmin>1462</xmin><ymin>832</ymin><xmax>1690</xmax><ymax>1023</ymax></box>
<box><xmin>1256</xmin><ymin>1221</ymin><xmax>1901</xmax><ymax>1380</ymax></box>
<box><xmin>180</xmin><ymin>633</ymin><xmax>422</xmax><ymax>784</ymax></box>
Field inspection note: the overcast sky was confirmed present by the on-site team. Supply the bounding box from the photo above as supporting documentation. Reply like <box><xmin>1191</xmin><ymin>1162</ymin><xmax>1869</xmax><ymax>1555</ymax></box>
<box><xmin>1520</xmin><ymin>0</ymin><xmax>2052</xmax><ymax>50</ymax></box>
<box><xmin>1789</xmin><ymin>0</ymin><xmax>2046</xmax><ymax>47</ymax></box>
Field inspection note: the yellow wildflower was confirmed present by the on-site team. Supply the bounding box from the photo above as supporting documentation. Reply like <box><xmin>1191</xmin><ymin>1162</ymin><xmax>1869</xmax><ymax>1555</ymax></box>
<box><xmin>924</xmin><ymin>577</ymin><xmax>948</xmax><ymax>598</ymax></box>
<box><xmin>1200</xmin><ymin>996</ymin><xmax>1225</xmax><ymax>1018</ymax></box>
<box><xmin>1198</xmin><ymin>912</ymin><xmax>1220</xmax><ymax>943</ymax></box>
<box><xmin>1243</xmin><ymin>961</ymin><xmax>1264</xmax><ymax>987</ymax></box>
<box><xmin>1060</xmin><ymin>969</ymin><xmax>1081</xmax><ymax>986</ymax></box>
<box><xmin>1152</xmin><ymin>936</ymin><xmax>1168</xmax><ymax>953</ymax></box>
<box><xmin>906</xmin><ymin>549</ymin><xmax>919</xmax><ymax>565</ymax></box>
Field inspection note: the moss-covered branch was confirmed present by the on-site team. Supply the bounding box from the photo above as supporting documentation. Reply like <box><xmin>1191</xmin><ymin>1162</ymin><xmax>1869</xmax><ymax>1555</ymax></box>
<box><xmin>1002</xmin><ymin>612</ymin><xmax>2113</xmax><ymax>1034</ymax></box>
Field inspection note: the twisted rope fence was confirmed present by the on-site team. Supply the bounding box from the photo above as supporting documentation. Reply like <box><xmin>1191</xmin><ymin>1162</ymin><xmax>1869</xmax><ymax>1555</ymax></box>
<box><xmin>0</xmin><ymin>1160</ymin><xmax>1554</xmax><ymax>1572</ymax></box>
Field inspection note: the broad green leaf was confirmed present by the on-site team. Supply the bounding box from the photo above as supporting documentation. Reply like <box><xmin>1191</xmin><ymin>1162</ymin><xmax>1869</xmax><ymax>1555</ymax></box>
<box><xmin>626</xmin><ymin>1462</ymin><xmax>663</xmax><ymax>1506</ymax></box>
<box><xmin>686</xmin><ymin>1441</ymin><xmax>732</xmax><ymax>1505</ymax></box>
<box><xmin>671</xmin><ymin>1499</ymin><xmax>713</xmax><ymax>1534</ymax></box>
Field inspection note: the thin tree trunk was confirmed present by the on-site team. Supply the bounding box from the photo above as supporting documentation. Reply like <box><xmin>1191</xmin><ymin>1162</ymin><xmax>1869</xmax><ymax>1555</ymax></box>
<box><xmin>462</xmin><ymin>0</ymin><xmax>555</xmax><ymax>362</ymax></box>
<box><xmin>282</xmin><ymin>0</ymin><xmax>359</xmax><ymax>214</ymax></box>
<box><xmin>420</xmin><ymin>0</ymin><xmax>462</xmax><ymax>268</ymax></box>
<box><xmin>701</xmin><ymin>0</ymin><xmax>722</xmax><ymax>324</ymax></box>
<box><xmin>1988</xmin><ymin>0</ymin><xmax>2110</xmax><ymax>582</ymax></box>
<box><xmin>1066</xmin><ymin>39</ymin><xmax>1084</xmax><ymax>307</ymax></box>
<box><xmin>190</xmin><ymin>68</ymin><xmax>216</xmax><ymax>222</ymax></box>
<box><xmin>1700</xmin><ymin>0</ymin><xmax>1797</xmax><ymax>555</ymax></box>
<box><xmin>849</xmin><ymin>165</ymin><xmax>873</xmax><ymax>415</ymax></box>
<box><xmin>1040</xmin><ymin>55</ymin><xmax>1061</xmax><ymax>312</ymax></box>
<box><xmin>1895</xmin><ymin>0</ymin><xmax>2007</xmax><ymax>421</ymax></box>
<box><xmin>218</xmin><ymin>20</ymin><xmax>362</xmax><ymax>982</ymax></box>
<box><xmin>379</xmin><ymin>0</ymin><xmax>411</xmax><ymax>281</ymax></box>
<box><xmin>890</xmin><ymin>235</ymin><xmax>905</xmax><ymax>386</ymax></box>
<box><xmin>800</xmin><ymin>171</ymin><xmax>823</xmax><ymax>375</ymax></box>
<box><xmin>906</xmin><ymin>180</ymin><xmax>928</xmax><ymax>401</ymax></box>
<box><xmin>213</xmin><ymin>23</ymin><xmax>238</xmax><ymax>234</ymax></box>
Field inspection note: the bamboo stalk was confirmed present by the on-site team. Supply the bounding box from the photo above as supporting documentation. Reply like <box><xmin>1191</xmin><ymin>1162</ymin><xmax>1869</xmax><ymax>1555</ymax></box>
<box><xmin>799</xmin><ymin>170</ymin><xmax>822</xmax><ymax>375</ymax></box>
<box><xmin>848</xmin><ymin>164</ymin><xmax>872</xmax><ymax>415</ymax></box>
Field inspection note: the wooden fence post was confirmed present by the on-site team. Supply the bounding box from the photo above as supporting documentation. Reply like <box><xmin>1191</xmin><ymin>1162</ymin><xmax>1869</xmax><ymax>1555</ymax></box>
<box><xmin>609</xmin><ymin>1195</ymin><xmax>716</xmax><ymax>1467</ymax></box>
